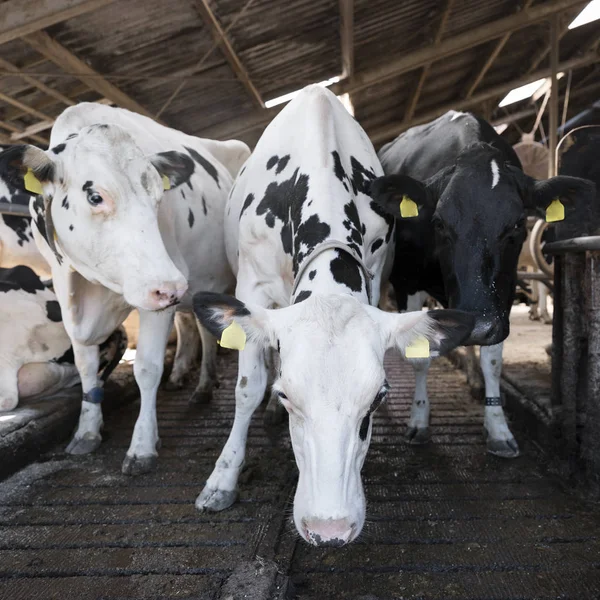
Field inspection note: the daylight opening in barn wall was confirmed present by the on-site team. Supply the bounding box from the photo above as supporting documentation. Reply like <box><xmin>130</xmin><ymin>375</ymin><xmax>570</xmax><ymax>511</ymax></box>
<box><xmin>1</xmin><ymin>1</ymin><xmax>600</xmax><ymax>598</ymax></box>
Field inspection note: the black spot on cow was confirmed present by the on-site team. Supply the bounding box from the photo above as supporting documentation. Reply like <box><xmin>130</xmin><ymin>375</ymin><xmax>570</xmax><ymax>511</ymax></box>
<box><xmin>256</xmin><ymin>168</ymin><xmax>330</xmax><ymax>273</ymax></box>
<box><xmin>141</xmin><ymin>171</ymin><xmax>149</xmax><ymax>192</ymax></box>
<box><xmin>371</xmin><ymin>238</ymin><xmax>384</xmax><ymax>253</ymax></box>
<box><xmin>1</xmin><ymin>214</ymin><xmax>31</xmax><ymax>247</ymax></box>
<box><xmin>181</xmin><ymin>190</ymin><xmax>186</xmax><ymax>200</ymax></box>
<box><xmin>267</xmin><ymin>156</ymin><xmax>278</xmax><ymax>170</ymax></box>
<box><xmin>276</xmin><ymin>155</ymin><xmax>290</xmax><ymax>175</ymax></box>
<box><xmin>32</xmin><ymin>196</ymin><xmax>49</xmax><ymax>246</ymax></box>
<box><xmin>51</xmin><ymin>143</ymin><xmax>66</xmax><ymax>155</ymax></box>
<box><xmin>45</xmin><ymin>300</ymin><xmax>62</xmax><ymax>322</ymax></box>
<box><xmin>0</xmin><ymin>265</ymin><xmax>45</xmax><ymax>294</ymax></box>
<box><xmin>61</xmin><ymin>195</ymin><xmax>69</xmax><ymax>210</ymax></box>
<box><xmin>350</xmin><ymin>156</ymin><xmax>377</xmax><ymax>195</ymax></box>
<box><xmin>185</xmin><ymin>146</ymin><xmax>220</xmax><ymax>188</ymax></box>
<box><xmin>342</xmin><ymin>201</ymin><xmax>363</xmax><ymax>257</ymax></box>
<box><xmin>294</xmin><ymin>290</ymin><xmax>312</xmax><ymax>304</ymax></box>
<box><xmin>69</xmin><ymin>224</ymin><xmax>74</xmax><ymax>231</ymax></box>
<box><xmin>202</xmin><ymin>195</ymin><xmax>208</xmax><ymax>215</ymax></box>
<box><xmin>188</xmin><ymin>208</ymin><xmax>195</xmax><ymax>228</ymax></box>
<box><xmin>330</xmin><ymin>249</ymin><xmax>363</xmax><ymax>293</ymax></box>
<box><xmin>240</xmin><ymin>193</ymin><xmax>254</xmax><ymax>220</ymax></box>
<box><xmin>82</xmin><ymin>181</ymin><xmax>93</xmax><ymax>192</ymax></box>
<box><xmin>332</xmin><ymin>151</ymin><xmax>349</xmax><ymax>191</ymax></box>
<box><xmin>308</xmin><ymin>269</ymin><xmax>316</xmax><ymax>280</ymax></box>
<box><xmin>369</xmin><ymin>200</ymin><xmax>395</xmax><ymax>243</ymax></box>
<box><xmin>66</xmin><ymin>133</ymin><xmax>78</xmax><ymax>141</ymax></box>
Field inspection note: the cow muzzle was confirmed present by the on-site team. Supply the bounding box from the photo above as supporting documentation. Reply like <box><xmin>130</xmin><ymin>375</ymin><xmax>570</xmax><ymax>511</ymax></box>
<box><xmin>301</xmin><ymin>517</ymin><xmax>357</xmax><ymax>547</ymax></box>
<box><xmin>466</xmin><ymin>318</ymin><xmax>507</xmax><ymax>345</ymax></box>
<box><xmin>146</xmin><ymin>281</ymin><xmax>188</xmax><ymax>310</ymax></box>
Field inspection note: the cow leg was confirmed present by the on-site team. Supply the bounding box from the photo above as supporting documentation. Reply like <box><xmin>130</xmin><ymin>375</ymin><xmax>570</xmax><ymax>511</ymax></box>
<box><xmin>196</xmin><ymin>339</ymin><xmax>267</xmax><ymax>512</ymax></box>
<box><xmin>405</xmin><ymin>291</ymin><xmax>428</xmax><ymax>312</ymax></box>
<box><xmin>465</xmin><ymin>346</ymin><xmax>484</xmax><ymax>398</ymax></box>
<box><xmin>528</xmin><ymin>281</ymin><xmax>540</xmax><ymax>321</ymax></box>
<box><xmin>481</xmin><ymin>342</ymin><xmax>519</xmax><ymax>458</ymax></box>
<box><xmin>122</xmin><ymin>307</ymin><xmax>175</xmax><ymax>475</ymax></box>
<box><xmin>264</xmin><ymin>347</ymin><xmax>286</xmax><ymax>425</ymax></box>
<box><xmin>406</xmin><ymin>358</ymin><xmax>431</xmax><ymax>444</ymax></box>
<box><xmin>18</xmin><ymin>362</ymin><xmax>80</xmax><ymax>400</ymax></box>
<box><xmin>539</xmin><ymin>283</ymin><xmax>552</xmax><ymax>324</ymax></box>
<box><xmin>165</xmin><ymin>312</ymin><xmax>200</xmax><ymax>390</ymax></box>
<box><xmin>66</xmin><ymin>343</ymin><xmax>103</xmax><ymax>455</ymax></box>
<box><xmin>189</xmin><ymin>320</ymin><xmax>218</xmax><ymax>404</ymax></box>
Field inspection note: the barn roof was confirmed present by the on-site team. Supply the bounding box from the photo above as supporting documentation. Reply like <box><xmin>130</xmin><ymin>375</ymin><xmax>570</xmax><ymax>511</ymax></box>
<box><xmin>0</xmin><ymin>0</ymin><xmax>598</xmax><ymax>150</ymax></box>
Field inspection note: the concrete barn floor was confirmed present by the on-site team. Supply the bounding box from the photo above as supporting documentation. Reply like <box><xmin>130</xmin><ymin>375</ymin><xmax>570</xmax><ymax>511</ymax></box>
<box><xmin>1</xmin><ymin>343</ymin><xmax>599</xmax><ymax>599</ymax></box>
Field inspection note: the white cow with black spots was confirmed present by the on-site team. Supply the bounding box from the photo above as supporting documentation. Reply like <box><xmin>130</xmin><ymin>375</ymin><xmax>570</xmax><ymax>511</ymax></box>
<box><xmin>193</xmin><ymin>86</ymin><xmax>474</xmax><ymax>546</ymax></box>
<box><xmin>0</xmin><ymin>265</ymin><xmax>125</xmax><ymax>411</ymax></box>
<box><xmin>0</xmin><ymin>103</ymin><xmax>249</xmax><ymax>475</ymax></box>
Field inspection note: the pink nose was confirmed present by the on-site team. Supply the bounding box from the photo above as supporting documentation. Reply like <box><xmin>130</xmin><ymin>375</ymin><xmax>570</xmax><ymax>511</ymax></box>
<box><xmin>148</xmin><ymin>282</ymin><xmax>187</xmax><ymax>309</ymax></box>
<box><xmin>302</xmin><ymin>517</ymin><xmax>356</xmax><ymax>547</ymax></box>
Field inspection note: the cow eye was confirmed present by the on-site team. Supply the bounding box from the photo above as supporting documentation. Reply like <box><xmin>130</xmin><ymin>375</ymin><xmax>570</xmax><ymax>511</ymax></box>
<box><xmin>87</xmin><ymin>192</ymin><xmax>103</xmax><ymax>206</ymax></box>
<box><xmin>278</xmin><ymin>391</ymin><xmax>288</xmax><ymax>400</ymax></box>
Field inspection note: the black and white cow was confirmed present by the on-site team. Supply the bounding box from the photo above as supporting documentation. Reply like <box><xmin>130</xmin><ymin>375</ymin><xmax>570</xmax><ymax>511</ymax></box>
<box><xmin>0</xmin><ymin>103</ymin><xmax>250</xmax><ymax>474</ymax></box>
<box><xmin>372</xmin><ymin>110</ymin><xmax>596</xmax><ymax>457</ymax></box>
<box><xmin>193</xmin><ymin>86</ymin><xmax>474</xmax><ymax>546</ymax></box>
<box><xmin>0</xmin><ymin>147</ymin><xmax>50</xmax><ymax>277</ymax></box>
<box><xmin>0</xmin><ymin>265</ymin><xmax>125</xmax><ymax>411</ymax></box>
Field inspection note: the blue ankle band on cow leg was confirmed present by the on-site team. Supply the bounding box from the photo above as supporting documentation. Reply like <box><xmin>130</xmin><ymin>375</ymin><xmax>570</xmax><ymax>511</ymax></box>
<box><xmin>83</xmin><ymin>387</ymin><xmax>104</xmax><ymax>404</ymax></box>
<box><xmin>486</xmin><ymin>396</ymin><xmax>503</xmax><ymax>406</ymax></box>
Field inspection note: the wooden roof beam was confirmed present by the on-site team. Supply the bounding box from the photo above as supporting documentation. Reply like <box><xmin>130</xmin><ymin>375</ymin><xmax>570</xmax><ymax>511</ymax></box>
<box><xmin>403</xmin><ymin>0</ymin><xmax>455</xmax><ymax>122</ymax></box>
<box><xmin>0</xmin><ymin>90</ymin><xmax>54</xmax><ymax>122</ymax></box>
<box><xmin>339</xmin><ymin>0</ymin><xmax>354</xmax><ymax>79</ymax></box>
<box><xmin>464</xmin><ymin>0</ymin><xmax>536</xmax><ymax>99</ymax></box>
<box><xmin>22</xmin><ymin>31</ymin><xmax>160</xmax><ymax>121</ymax></box>
<box><xmin>0</xmin><ymin>57</ymin><xmax>76</xmax><ymax>107</ymax></box>
<box><xmin>0</xmin><ymin>0</ymin><xmax>118</xmax><ymax>46</ymax></box>
<box><xmin>191</xmin><ymin>0</ymin><xmax>264</xmax><ymax>108</ymax></box>
<box><xmin>369</xmin><ymin>49</ymin><xmax>599</xmax><ymax>146</ymax></box>
<box><xmin>0</xmin><ymin>119</ymin><xmax>48</xmax><ymax>145</ymax></box>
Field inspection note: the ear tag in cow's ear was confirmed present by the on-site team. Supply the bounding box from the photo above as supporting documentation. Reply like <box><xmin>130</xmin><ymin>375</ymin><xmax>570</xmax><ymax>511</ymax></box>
<box><xmin>546</xmin><ymin>198</ymin><xmax>565</xmax><ymax>223</ymax></box>
<box><xmin>24</xmin><ymin>169</ymin><xmax>43</xmax><ymax>195</ymax></box>
<box><xmin>400</xmin><ymin>195</ymin><xmax>418</xmax><ymax>218</ymax></box>
<box><xmin>162</xmin><ymin>175</ymin><xmax>171</xmax><ymax>191</ymax></box>
<box><xmin>405</xmin><ymin>336</ymin><xmax>430</xmax><ymax>358</ymax></box>
<box><xmin>218</xmin><ymin>321</ymin><xmax>246</xmax><ymax>350</ymax></box>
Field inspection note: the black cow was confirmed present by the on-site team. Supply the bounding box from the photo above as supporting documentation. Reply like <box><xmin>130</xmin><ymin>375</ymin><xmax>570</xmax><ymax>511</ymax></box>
<box><xmin>372</xmin><ymin>110</ymin><xmax>596</xmax><ymax>457</ymax></box>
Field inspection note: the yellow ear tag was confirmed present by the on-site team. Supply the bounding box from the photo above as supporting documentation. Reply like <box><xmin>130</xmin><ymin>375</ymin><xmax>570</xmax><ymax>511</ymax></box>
<box><xmin>546</xmin><ymin>198</ymin><xmax>564</xmax><ymax>223</ymax></box>
<box><xmin>400</xmin><ymin>195</ymin><xmax>418</xmax><ymax>218</ymax></box>
<box><xmin>218</xmin><ymin>321</ymin><xmax>246</xmax><ymax>350</ymax></box>
<box><xmin>162</xmin><ymin>175</ymin><xmax>171</xmax><ymax>191</ymax></box>
<box><xmin>405</xmin><ymin>336</ymin><xmax>430</xmax><ymax>358</ymax></box>
<box><xmin>24</xmin><ymin>169</ymin><xmax>43</xmax><ymax>195</ymax></box>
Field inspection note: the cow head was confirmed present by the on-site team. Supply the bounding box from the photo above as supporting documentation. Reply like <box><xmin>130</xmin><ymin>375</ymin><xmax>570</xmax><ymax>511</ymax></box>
<box><xmin>0</xmin><ymin>125</ymin><xmax>194</xmax><ymax>311</ymax></box>
<box><xmin>194</xmin><ymin>291</ymin><xmax>474</xmax><ymax>545</ymax></box>
<box><xmin>372</xmin><ymin>143</ymin><xmax>596</xmax><ymax>345</ymax></box>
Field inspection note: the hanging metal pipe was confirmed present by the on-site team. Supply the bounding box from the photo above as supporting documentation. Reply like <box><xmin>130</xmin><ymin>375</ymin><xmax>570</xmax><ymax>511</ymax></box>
<box><xmin>549</xmin><ymin>14</ymin><xmax>559</xmax><ymax>178</ymax></box>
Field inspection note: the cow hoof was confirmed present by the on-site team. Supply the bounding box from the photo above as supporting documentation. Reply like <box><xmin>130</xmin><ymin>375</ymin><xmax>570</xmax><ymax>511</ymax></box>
<box><xmin>164</xmin><ymin>380</ymin><xmax>183</xmax><ymax>391</ymax></box>
<box><xmin>195</xmin><ymin>487</ymin><xmax>238</xmax><ymax>512</ymax></box>
<box><xmin>66</xmin><ymin>434</ymin><xmax>102</xmax><ymax>455</ymax></box>
<box><xmin>405</xmin><ymin>426</ymin><xmax>430</xmax><ymax>445</ymax></box>
<box><xmin>487</xmin><ymin>437</ymin><xmax>520</xmax><ymax>458</ymax></box>
<box><xmin>189</xmin><ymin>389</ymin><xmax>212</xmax><ymax>405</ymax></box>
<box><xmin>121</xmin><ymin>454</ymin><xmax>158</xmax><ymax>475</ymax></box>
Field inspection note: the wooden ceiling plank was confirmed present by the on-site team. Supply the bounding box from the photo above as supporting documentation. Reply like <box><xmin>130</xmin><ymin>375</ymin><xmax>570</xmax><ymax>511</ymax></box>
<box><xmin>340</xmin><ymin>0</ymin><xmax>354</xmax><ymax>79</ymax></box>
<box><xmin>0</xmin><ymin>0</ymin><xmax>118</xmax><ymax>46</ymax></box>
<box><xmin>191</xmin><ymin>0</ymin><xmax>264</xmax><ymax>108</ymax></box>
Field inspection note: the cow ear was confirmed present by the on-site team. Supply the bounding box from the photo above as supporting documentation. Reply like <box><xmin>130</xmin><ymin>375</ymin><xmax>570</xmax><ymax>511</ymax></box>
<box><xmin>527</xmin><ymin>175</ymin><xmax>596</xmax><ymax>226</ymax></box>
<box><xmin>371</xmin><ymin>174</ymin><xmax>432</xmax><ymax>220</ymax></box>
<box><xmin>150</xmin><ymin>151</ymin><xmax>195</xmax><ymax>190</ymax></box>
<box><xmin>0</xmin><ymin>145</ymin><xmax>55</xmax><ymax>196</ymax></box>
<box><xmin>193</xmin><ymin>292</ymin><xmax>274</xmax><ymax>350</ymax></box>
<box><xmin>369</xmin><ymin>306</ymin><xmax>474</xmax><ymax>357</ymax></box>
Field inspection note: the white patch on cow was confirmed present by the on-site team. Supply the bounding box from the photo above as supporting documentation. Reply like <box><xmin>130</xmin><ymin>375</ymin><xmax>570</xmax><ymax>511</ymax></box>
<box><xmin>450</xmin><ymin>111</ymin><xmax>465</xmax><ymax>121</ymax></box>
<box><xmin>490</xmin><ymin>159</ymin><xmax>500</xmax><ymax>189</ymax></box>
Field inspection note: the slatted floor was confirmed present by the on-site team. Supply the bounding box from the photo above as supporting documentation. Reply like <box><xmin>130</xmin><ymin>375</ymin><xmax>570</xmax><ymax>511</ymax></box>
<box><xmin>0</xmin><ymin>352</ymin><xmax>599</xmax><ymax>599</ymax></box>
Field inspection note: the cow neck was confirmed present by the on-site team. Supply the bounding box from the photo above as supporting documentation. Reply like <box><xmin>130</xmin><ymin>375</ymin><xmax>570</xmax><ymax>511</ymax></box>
<box><xmin>290</xmin><ymin>240</ymin><xmax>374</xmax><ymax>305</ymax></box>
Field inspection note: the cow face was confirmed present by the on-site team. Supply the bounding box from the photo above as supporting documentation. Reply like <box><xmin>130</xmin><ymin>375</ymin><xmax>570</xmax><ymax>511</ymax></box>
<box><xmin>194</xmin><ymin>292</ymin><xmax>474</xmax><ymax>544</ymax></box>
<box><xmin>372</xmin><ymin>143</ymin><xmax>595</xmax><ymax>345</ymax></box>
<box><xmin>0</xmin><ymin>126</ymin><xmax>194</xmax><ymax>311</ymax></box>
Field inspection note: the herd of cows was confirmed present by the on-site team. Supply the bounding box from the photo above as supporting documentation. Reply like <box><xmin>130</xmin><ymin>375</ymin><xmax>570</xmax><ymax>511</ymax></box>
<box><xmin>0</xmin><ymin>85</ymin><xmax>597</xmax><ymax>547</ymax></box>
